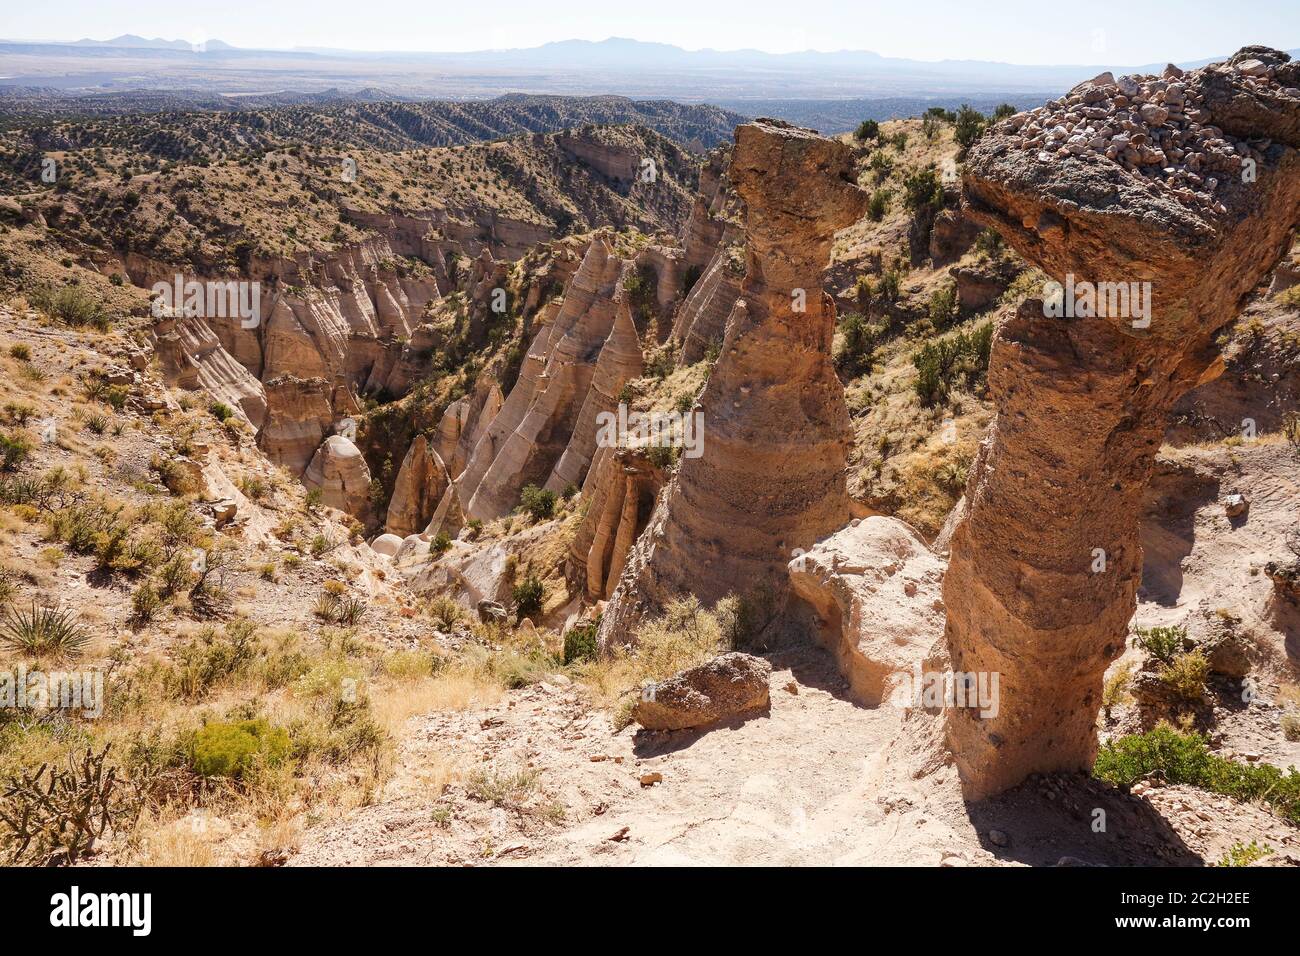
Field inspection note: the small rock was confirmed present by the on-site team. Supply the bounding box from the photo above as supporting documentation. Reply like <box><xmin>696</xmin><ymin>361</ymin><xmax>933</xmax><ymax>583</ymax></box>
<box><xmin>784</xmin><ymin>681</ymin><xmax>799</xmax><ymax>695</ymax></box>
<box><xmin>988</xmin><ymin>829</ymin><xmax>1010</xmax><ymax>848</ymax></box>
<box><xmin>1223</xmin><ymin>493</ymin><xmax>1249</xmax><ymax>518</ymax></box>
<box><xmin>639</xmin><ymin>772</ymin><xmax>663</xmax><ymax>788</ymax></box>
<box><xmin>477</xmin><ymin>600</ymin><xmax>509</xmax><ymax>624</ymax></box>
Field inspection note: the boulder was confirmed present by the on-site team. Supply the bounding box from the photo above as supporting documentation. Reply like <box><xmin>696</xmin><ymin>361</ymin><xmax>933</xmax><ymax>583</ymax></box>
<box><xmin>788</xmin><ymin>517</ymin><xmax>946</xmax><ymax>705</ymax></box>
<box><xmin>633</xmin><ymin>652</ymin><xmax>772</xmax><ymax>731</ymax></box>
<box><xmin>477</xmin><ymin>600</ymin><xmax>509</xmax><ymax>624</ymax></box>
<box><xmin>302</xmin><ymin>435</ymin><xmax>372</xmax><ymax>519</ymax></box>
<box><xmin>370</xmin><ymin>533</ymin><xmax>404</xmax><ymax>558</ymax></box>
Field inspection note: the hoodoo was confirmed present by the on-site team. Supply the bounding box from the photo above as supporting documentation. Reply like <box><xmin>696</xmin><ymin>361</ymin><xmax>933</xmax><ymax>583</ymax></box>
<box><xmin>600</xmin><ymin>120</ymin><xmax>867</xmax><ymax>644</ymax></box>
<box><xmin>948</xmin><ymin>46</ymin><xmax>1300</xmax><ymax>798</ymax></box>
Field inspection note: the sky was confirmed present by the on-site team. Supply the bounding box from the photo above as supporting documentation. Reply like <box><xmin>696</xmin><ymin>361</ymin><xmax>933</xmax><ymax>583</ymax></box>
<box><xmin>3</xmin><ymin>0</ymin><xmax>1299</xmax><ymax>66</ymax></box>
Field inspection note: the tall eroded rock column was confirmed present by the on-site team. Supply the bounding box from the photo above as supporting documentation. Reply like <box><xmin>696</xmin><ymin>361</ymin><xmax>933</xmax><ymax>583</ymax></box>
<box><xmin>947</xmin><ymin>47</ymin><xmax>1300</xmax><ymax>797</ymax></box>
<box><xmin>600</xmin><ymin>120</ymin><xmax>867</xmax><ymax>644</ymax></box>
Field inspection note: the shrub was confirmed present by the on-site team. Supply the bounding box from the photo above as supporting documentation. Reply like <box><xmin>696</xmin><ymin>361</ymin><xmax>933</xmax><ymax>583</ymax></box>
<box><xmin>866</xmin><ymin>188</ymin><xmax>890</xmax><ymax>221</ymax></box>
<box><xmin>1283</xmin><ymin>712</ymin><xmax>1300</xmax><ymax>742</ymax></box>
<box><xmin>186</xmin><ymin>719</ymin><xmax>291</xmax><ymax>779</ymax></box>
<box><xmin>0</xmin><ymin>602</ymin><xmax>89</xmax><ymax>658</ymax></box>
<box><xmin>835</xmin><ymin>312</ymin><xmax>879</xmax><ymax>378</ymax></box>
<box><xmin>928</xmin><ymin>283</ymin><xmax>958</xmax><ymax>329</ymax></box>
<box><xmin>954</xmin><ymin>104</ymin><xmax>987</xmax><ymax>149</ymax></box>
<box><xmin>429</xmin><ymin>596</ymin><xmax>463</xmax><ymax>630</ymax></box>
<box><xmin>314</xmin><ymin>590</ymin><xmax>367</xmax><ymax>627</ymax></box>
<box><xmin>854</xmin><ymin>119</ymin><xmax>880</xmax><ymax>141</ymax></box>
<box><xmin>431</xmin><ymin>532</ymin><xmax>452</xmax><ymax>556</ymax></box>
<box><xmin>130</xmin><ymin>582</ymin><xmax>162</xmax><ymax>626</ymax></box>
<box><xmin>902</xmin><ymin>167</ymin><xmax>944</xmax><ymax>213</ymax></box>
<box><xmin>1218</xmin><ymin>840</ymin><xmax>1272</xmax><ymax>867</ymax></box>
<box><xmin>0</xmin><ymin>433</ymin><xmax>32</xmax><ymax>472</ymax></box>
<box><xmin>1094</xmin><ymin>723</ymin><xmax>1300</xmax><ymax>824</ymax></box>
<box><xmin>512</xmin><ymin>575</ymin><xmax>544</xmax><ymax>618</ymax></box>
<box><xmin>563</xmin><ymin>621</ymin><xmax>600</xmax><ymax>664</ymax></box>
<box><xmin>1160</xmin><ymin>650</ymin><xmax>1209</xmax><ymax>702</ymax></box>
<box><xmin>519</xmin><ymin>484</ymin><xmax>556</xmax><ymax>521</ymax></box>
<box><xmin>1134</xmin><ymin>624</ymin><xmax>1185</xmax><ymax>663</ymax></box>
<box><xmin>912</xmin><ymin>322</ymin><xmax>994</xmax><ymax>405</ymax></box>
<box><xmin>209</xmin><ymin>401</ymin><xmax>234</xmax><ymax>423</ymax></box>
<box><xmin>992</xmin><ymin>103</ymin><xmax>1018</xmax><ymax>121</ymax></box>
<box><xmin>8</xmin><ymin>344</ymin><xmax>31</xmax><ymax>361</ymax></box>
<box><xmin>29</xmin><ymin>284</ymin><xmax>110</xmax><ymax>331</ymax></box>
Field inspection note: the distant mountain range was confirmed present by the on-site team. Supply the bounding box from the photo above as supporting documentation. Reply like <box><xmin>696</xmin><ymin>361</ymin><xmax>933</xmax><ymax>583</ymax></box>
<box><xmin>3</xmin><ymin>35</ymin><xmax>1297</xmax><ymax>120</ymax></box>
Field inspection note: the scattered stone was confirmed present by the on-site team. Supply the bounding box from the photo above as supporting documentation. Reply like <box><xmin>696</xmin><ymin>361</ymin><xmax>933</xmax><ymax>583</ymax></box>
<box><xmin>1223</xmin><ymin>493</ymin><xmax>1249</xmax><ymax>518</ymax></box>
<box><xmin>607</xmin><ymin>826</ymin><xmax>630</xmax><ymax>842</ymax></box>
<box><xmin>987</xmin><ymin>829</ymin><xmax>1010</xmax><ymax>848</ymax></box>
<box><xmin>639</xmin><ymin>772</ymin><xmax>663</xmax><ymax>788</ymax></box>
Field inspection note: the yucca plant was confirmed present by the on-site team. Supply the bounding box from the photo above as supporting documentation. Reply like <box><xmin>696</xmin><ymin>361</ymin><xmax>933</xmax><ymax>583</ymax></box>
<box><xmin>0</xmin><ymin>601</ymin><xmax>90</xmax><ymax>658</ymax></box>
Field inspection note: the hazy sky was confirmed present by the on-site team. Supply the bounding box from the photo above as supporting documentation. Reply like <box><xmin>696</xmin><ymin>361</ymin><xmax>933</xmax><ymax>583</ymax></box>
<box><xmin>5</xmin><ymin>0</ymin><xmax>1299</xmax><ymax>66</ymax></box>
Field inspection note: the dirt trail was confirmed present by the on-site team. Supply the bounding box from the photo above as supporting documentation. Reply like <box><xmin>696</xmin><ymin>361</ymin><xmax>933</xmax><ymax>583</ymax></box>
<box><xmin>294</xmin><ymin>634</ymin><xmax>1299</xmax><ymax>867</ymax></box>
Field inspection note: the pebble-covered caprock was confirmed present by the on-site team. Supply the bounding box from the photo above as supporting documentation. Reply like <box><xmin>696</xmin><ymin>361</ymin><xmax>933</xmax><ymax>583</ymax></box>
<box><xmin>1000</xmin><ymin>57</ymin><xmax>1295</xmax><ymax>214</ymax></box>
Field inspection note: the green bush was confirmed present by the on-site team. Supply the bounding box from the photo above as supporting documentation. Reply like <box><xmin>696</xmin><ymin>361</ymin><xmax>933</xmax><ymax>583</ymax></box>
<box><xmin>187</xmin><ymin>718</ymin><xmax>291</xmax><ymax>779</ymax></box>
<box><xmin>209</xmin><ymin>401</ymin><xmax>234</xmax><ymax>423</ymax></box>
<box><xmin>29</xmin><ymin>284</ymin><xmax>110</xmax><ymax>331</ymax></box>
<box><xmin>912</xmin><ymin>322</ymin><xmax>994</xmax><ymax>405</ymax></box>
<box><xmin>866</xmin><ymin>188</ymin><xmax>890</xmax><ymax>222</ymax></box>
<box><xmin>835</xmin><ymin>312</ymin><xmax>879</xmax><ymax>378</ymax></box>
<box><xmin>1134</xmin><ymin>624</ymin><xmax>1185</xmax><ymax>663</ymax></box>
<box><xmin>902</xmin><ymin>167</ymin><xmax>944</xmax><ymax>213</ymax></box>
<box><xmin>563</xmin><ymin>621</ymin><xmax>600</xmax><ymax>664</ymax></box>
<box><xmin>992</xmin><ymin>103</ymin><xmax>1018</xmax><ymax>121</ymax></box>
<box><xmin>0</xmin><ymin>433</ymin><xmax>31</xmax><ymax>472</ymax></box>
<box><xmin>954</xmin><ymin>104</ymin><xmax>987</xmax><ymax>149</ymax></box>
<box><xmin>1094</xmin><ymin>723</ymin><xmax>1300</xmax><ymax>825</ymax></box>
<box><xmin>519</xmin><ymin>484</ymin><xmax>556</xmax><ymax>521</ymax></box>
<box><xmin>927</xmin><ymin>283</ymin><xmax>958</xmax><ymax>329</ymax></box>
<box><xmin>512</xmin><ymin>574</ymin><xmax>544</xmax><ymax>618</ymax></box>
<box><xmin>854</xmin><ymin>119</ymin><xmax>880</xmax><ymax>141</ymax></box>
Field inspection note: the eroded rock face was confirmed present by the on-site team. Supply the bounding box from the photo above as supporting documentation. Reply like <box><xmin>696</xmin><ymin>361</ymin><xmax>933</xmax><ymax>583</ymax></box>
<box><xmin>458</xmin><ymin>238</ymin><xmax>642</xmax><ymax>520</ymax></box>
<box><xmin>632</xmin><ymin>652</ymin><xmax>772</xmax><ymax>731</ymax></box>
<box><xmin>599</xmin><ymin>120</ymin><xmax>867</xmax><ymax>646</ymax></box>
<box><xmin>948</xmin><ymin>46</ymin><xmax>1300</xmax><ymax>798</ymax></box>
<box><xmin>259</xmin><ymin>375</ymin><xmax>337</xmax><ymax>475</ymax></box>
<box><xmin>788</xmin><ymin>517</ymin><xmax>945</xmax><ymax>706</ymax></box>
<box><xmin>385</xmin><ymin>435</ymin><xmax>451</xmax><ymax>538</ymax></box>
<box><xmin>567</xmin><ymin>445</ymin><xmax>667</xmax><ymax>601</ymax></box>
<box><xmin>303</xmin><ymin>435</ymin><xmax>373</xmax><ymax>519</ymax></box>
